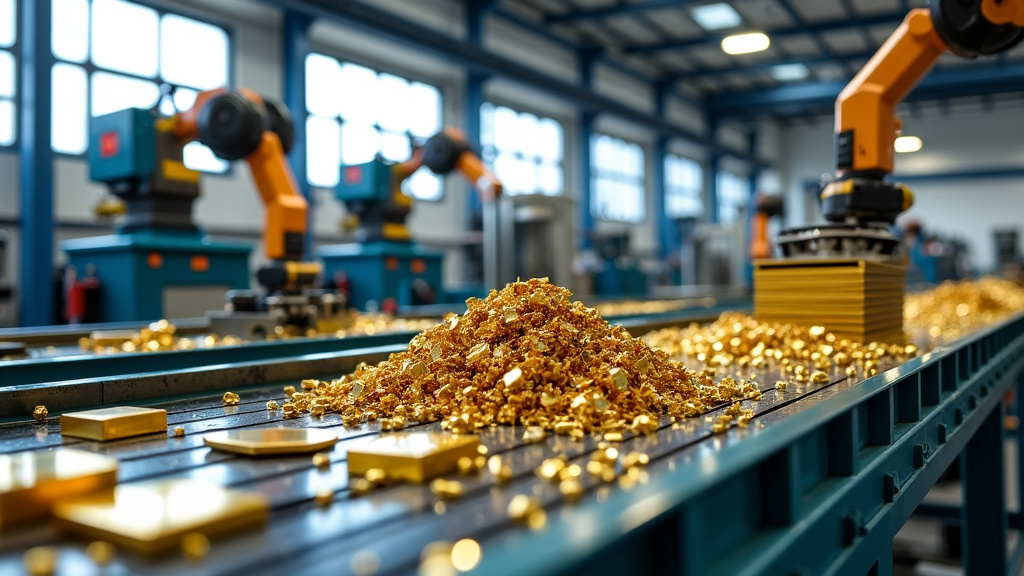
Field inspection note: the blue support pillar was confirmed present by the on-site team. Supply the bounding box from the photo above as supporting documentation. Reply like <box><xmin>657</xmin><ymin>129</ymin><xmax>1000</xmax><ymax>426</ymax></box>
<box><xmin>653</xmin><ymin>80</ymin><xmax>672</xmax><ymax>263</ymax></box>
<box><xmin>707</xmin><ymin>117</ymin><xmax>720</xmax><ymax>224</ymax></box>
<box><xmin>744</xmin><ymin>129</ymin><xmax>760</xmax><ymax>287</ymax></box>
<box><xmin>283</xmin><ymin>11</ymin><xmax>314</xmax><ymax>261</ymax></box>
<box><xmin>20</xmin><ymin>0</ymin><xmax>55</xmax><ymax>326</ymax></box>
<box><xmin>578</xmin><ymin>48</ymin><xmax>599</xmax><ymax>250</ymax></box>
<box><xmin>465</xmin><ymin>71</ymin><xmax>487</xmax><ymax>216</ymax></box>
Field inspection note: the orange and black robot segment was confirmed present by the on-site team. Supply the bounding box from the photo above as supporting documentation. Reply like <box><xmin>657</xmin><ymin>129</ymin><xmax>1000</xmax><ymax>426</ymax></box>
<box><xmin>823</xmin><ymin>0</ymin><xmax>1024</xmax><ymax>226</ymax></box>
<box><xmin>172</xmin><ymin>88</ymin><xmax>310</xmax><ymax>265</ymax></box>
<box><xmin>750</xmin><ymin>194</ymin><xmax>784</xmax><ymax>261</ymax></box>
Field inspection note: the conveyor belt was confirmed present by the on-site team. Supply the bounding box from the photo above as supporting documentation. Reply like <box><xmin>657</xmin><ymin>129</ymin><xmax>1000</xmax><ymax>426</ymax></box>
<box><xmin>2</xmin><ymin>310</ymin><xmax>1021</xmax><ymax>576</ymax></box>
<box><xmin>0</xmin><ymin>358</ymin><xmax>868</xmax><ymax>575</ymax></box>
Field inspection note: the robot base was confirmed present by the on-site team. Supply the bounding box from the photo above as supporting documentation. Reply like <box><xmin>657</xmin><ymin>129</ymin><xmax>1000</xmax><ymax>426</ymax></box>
<box><xmin>319</xmin><ymin>241</ymin><xmax>443</xmax><ymax>311</ymax></box>
<box><xmin>63</xmin><ymin>229</ymin><xmax>251</xmax><ymax>323</ymax></box>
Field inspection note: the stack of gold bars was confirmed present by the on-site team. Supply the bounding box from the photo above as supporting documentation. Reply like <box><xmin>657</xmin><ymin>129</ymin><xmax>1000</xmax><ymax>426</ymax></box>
<box><xmin>754</xmin><ymin>258</ymin><xmax>906</xmax><ymax>343</ymax></box>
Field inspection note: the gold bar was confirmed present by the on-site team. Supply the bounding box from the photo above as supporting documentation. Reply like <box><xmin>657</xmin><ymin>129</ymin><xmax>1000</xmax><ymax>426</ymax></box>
<box><xmin>347</xmin><ymin>432</ymin><xmax>480</xmax><ymax>483</ymax></box>
<box><xmin>0</xmin><ymin>449</ymin><xmax>118</xmax><ymax>529</ymax></box>
<box><xmin>61</xmin><ymin>407</ymin><xmax>168</xmax><ymax>441</ymax></box>
<box><xmin>53</xmin><ymin>479</ymin><xmax>268</xmax><ymax>555</ymax></box>
<box><xmin>204</xmin><ymin>428</ymin><xmax>338</xmax><ymax>456</ymax></box>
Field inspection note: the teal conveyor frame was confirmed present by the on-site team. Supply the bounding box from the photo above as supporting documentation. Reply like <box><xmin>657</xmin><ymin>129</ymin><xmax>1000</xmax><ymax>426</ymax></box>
<box><xmin>470</xmin><ymin>313</ymin><xmax>1024</xmax><ymax>576</ymax></box>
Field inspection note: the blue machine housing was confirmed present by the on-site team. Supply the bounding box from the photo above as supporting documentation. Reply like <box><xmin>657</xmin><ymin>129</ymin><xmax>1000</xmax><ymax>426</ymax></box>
<box><xmin>325</xmin><ymin>159</ymin><xmax>446</xmax><ymax>310</ymax></box>
<box><xmin>88</xmin><ymin>108</ymin><xmax>157</xmax><ymax>183</ymax></box>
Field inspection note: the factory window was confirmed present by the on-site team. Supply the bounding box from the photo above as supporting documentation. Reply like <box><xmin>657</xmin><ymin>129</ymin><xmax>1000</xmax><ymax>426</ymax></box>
<box><xmin>591</xmin><ymin>134</ymin><xmax>645</xmax><ymax>223</ymax></box>
<box><xmin>0</xmin><ymin>0</ymin><xmax>16</xmax><ymax>147</ymax></box>
<box><xmin>717</xmin><ymin>171</ymin><xmax>749</xmax><ymax>225</ymax></box>
<box><xmin>304</xmin><ymin>53</ymin><xmax>444</xmax><ymax>201</ymax></box>
<box><xmin>665</xmin><ymin>154</ymin><xmax>703</xmax><ymax>220</ymax></box>
<box><xmin>480</xmin><ymin>103</ymin><xmax>563</xmax><ymax>196</ymax></box>
<box><xmin>49</xmin><ymin>0</ymin><xmax>230</xmax><ymax>173</ymax></box>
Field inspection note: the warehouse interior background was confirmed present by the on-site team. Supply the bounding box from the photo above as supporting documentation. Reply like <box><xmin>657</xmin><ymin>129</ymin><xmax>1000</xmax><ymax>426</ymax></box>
<box><xmin>1</xmin><ymin>0</ymin><xmax>1024</xmax><ymax>326</ymax></box>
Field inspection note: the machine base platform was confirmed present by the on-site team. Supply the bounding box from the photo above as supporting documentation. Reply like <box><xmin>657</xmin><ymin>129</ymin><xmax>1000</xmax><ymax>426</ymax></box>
<box><xmin>63</xmin><ymin>230</ymin><xmax>251</xmax><ymax>323</ymax></box>
<box><xmin>319</xmin><ymin>242</ymin><xmax>444</xmax><ymax>311</ymax></box>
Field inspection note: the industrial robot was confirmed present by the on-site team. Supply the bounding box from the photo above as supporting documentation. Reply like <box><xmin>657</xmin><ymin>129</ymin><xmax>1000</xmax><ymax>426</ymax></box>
<box><xmin>323</xmin><ymin>128</ymin><xmax>502</xmax><ymax>311</ymax></box>
<box><xmin>777</xmin><ymin>0</ymin><xmax>1024</xmax><ymax>258</ymax></box>
<box><xmin>82</xmin><ymin>88</ymin><xmax>334</xmax><ymax>336</ymax></box>
<box><xmin>750</xmin><ymin>193</ymin><xmax>784</xmax><ymax>260</ymax></box>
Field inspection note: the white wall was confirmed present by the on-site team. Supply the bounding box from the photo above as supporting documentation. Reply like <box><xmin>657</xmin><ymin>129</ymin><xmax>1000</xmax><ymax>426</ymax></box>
<box><xmin>778</xmin><ymin>105</ymin><xmax>1024</xmax><ymax>272</ymax></box>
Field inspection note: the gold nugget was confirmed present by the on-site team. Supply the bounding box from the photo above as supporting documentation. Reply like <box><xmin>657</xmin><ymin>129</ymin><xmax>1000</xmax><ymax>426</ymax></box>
<box><xmin>33</xmin><ymin>405</ymin><xmax>48</xmax><ymax>421</ymax></box>
<box><xmin>222</xmin><ymin>392</ymin><xmax>240</xmax><ymax>406</ymax></box>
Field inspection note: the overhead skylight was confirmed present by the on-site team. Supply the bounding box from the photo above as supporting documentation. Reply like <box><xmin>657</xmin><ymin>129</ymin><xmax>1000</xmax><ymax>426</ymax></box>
<box><xmin>771</xmin><ymin>63</ymin><xmax>810</xmax><ymax>82</ymax></box>
<box><xmin>722</xmin><ymin>32</ymin><xmax>770</xmax><ymax>55</ymax></box>
<box><xmin>691</xmin><ymin>3</ymin><xmax>743</xmax><ymax>31</ymax></box>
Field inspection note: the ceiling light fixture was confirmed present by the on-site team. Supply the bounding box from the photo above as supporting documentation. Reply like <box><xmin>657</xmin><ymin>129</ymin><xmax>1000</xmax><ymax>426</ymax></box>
<box><xmin>894</xmin><ymin>135</ymin><xmax>923</xmax><ymax>153</ymax></box>
<box><xmin>691</xmin><ymin>3</ymin><xmax>743</xmax><ymax>31</ymax></box>
<box><xmin>721</xmin><ymin>32</ymin><xmax>770</xmax><ymax>55</ymax></box>
<box><xmin>770</xmin><ymin>63</ymin><xmax>809</xmax><ymax>82</ymax></box>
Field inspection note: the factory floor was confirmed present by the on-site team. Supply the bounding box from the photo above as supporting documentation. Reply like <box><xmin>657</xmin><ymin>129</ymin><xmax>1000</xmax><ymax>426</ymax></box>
<box><xmin>894</xmin><ymin>437</ymin><xmax>1022</xmax><ymax>575</ymax></box>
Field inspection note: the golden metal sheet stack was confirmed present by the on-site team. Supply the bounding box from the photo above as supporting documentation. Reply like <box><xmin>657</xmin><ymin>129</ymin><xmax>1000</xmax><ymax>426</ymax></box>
<box><xmin>754</xmin><ymin>258</ymin><xmax>906</xmax><ymax>342</ymax></box>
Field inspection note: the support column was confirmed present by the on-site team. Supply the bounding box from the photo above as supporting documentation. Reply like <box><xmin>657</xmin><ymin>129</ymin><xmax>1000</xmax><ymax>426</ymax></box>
<box><xmin>707</xmin><ymin>117</ymin><xmax>721</xmax><ymax>225</ymax></box>
<box><xmin>961</xmin><ymin>405</ymin><xmax>1007</xmax><ymax>575</ymax></box>
<box><xmin>744</xmin><ymin>129</ymin><xmax>760</xmax><ymax>287</ymax></box>
<box><xmin>282</xmin><ymin>11</ymin><xmax>314</xmax><ymax>261</ymax></box>
<box><xmin>653</xmin><ymin>80</ymin><xmax>671</xmax><ymax>263</ymax></box>
<box><xmin>578</xmin><ymin>48</ymin><xmax>599</xmax><ymax>250</ymax></box>
<box><xmin>20</xmin><ymin>0</ymin><xmax>55</xmax><ymax>325</ymax></box>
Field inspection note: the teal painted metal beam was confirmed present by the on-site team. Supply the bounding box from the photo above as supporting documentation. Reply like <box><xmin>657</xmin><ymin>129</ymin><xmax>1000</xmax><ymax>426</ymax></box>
<box><xmin>624</xmin><ymin>12</ymin><xmax>904</xmax><ymax>55</ymax></box>
<box><xmin>545</xmin><ymin>0</ymin><xmax>706</xmax><ymax>24</ymax></box>
<box><xmin>19</xmin><ymin>0</ymin><xmax>55</xmax><ymax>326</ymax></box>
<box><xmin>283</xmin><ymin>11</ymin><xmax>314</xmax><ymax>261</ymax></box>
<box><xmin>707</xmin><ymin>61</ymin><xmax>1024</xmax><ymax>119</ymax></box>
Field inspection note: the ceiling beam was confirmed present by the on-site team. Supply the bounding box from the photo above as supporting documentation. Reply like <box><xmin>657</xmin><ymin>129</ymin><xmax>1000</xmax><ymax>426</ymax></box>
<box><xmin>675</xmin><ymin>50</ymin><xmax>876</xmax><ymax>82</ymax></box>
<box><xmin>706</xmin><ymin>61</ymin><xmax>1024</xmax><ymax>119</ymax></box>
<box><xmin>623</xmin><ymin>11</ymin><xmax>905</xmax><ymax>54</ymax></box>
<box><xmin>545</xmin><ymin>0</ymin><xmax>707</xmax><ymax>25</ymax></box>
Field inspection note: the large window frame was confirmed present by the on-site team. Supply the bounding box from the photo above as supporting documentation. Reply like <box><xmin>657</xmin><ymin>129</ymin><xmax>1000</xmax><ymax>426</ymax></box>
<box><xmin>664</xmin><ymin>153</ymin><xmax>703</xmax><ymax>220</ymax></box>
<box><xmin>49</xmin><ymin>0</ymin><xmax>235</xmax><ymax>173</ymax></box>
<box><xmin>716</xmin><ymin>170</ymin><xmax>750</xmax><ymax>225</ymax></box>
<box><xmin>591</xmin><ymin>133</ymin><xmax>646</xmax><ymax>224</ymax></box>
<box><xmin>0</xmin><ymin>0</ymin><xmax>19</xmax><ymax>150</ymax></box>
<box><xmin>480</xmin><ymin>101</ymin><xmax>564</xmax><ymax>196</ymax></box>
<box><xmin>304</xmin><ymin>51</ymin><xmax>445</xmax><ymax>202</ymax></box>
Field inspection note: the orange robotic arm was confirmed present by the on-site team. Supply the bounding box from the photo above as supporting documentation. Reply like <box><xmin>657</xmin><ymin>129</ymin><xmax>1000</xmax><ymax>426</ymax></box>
<box><xmin>172</xmin><ymin>88</ymin><xmax>309</xmax><ymax>262</ymax></box>
<box><xmin>822</xmin><ymin>0</ymin><xmax>1024</xmax><ymax>226</ymax></box>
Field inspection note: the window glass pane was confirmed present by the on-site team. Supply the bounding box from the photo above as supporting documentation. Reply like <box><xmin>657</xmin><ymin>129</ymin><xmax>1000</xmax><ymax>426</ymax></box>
<box><xmin>494</xmin><ymin>152</ymin><xmax>520</xmax><ymax>193</ymax></box>
<box><xmin>160</xmin><ymin>14</ymin><xmax>228</xmax><ymax>89</ymax></box>
<box><xmin>173</xmin><ymin>88</ymin><xmax>198</xmax><ymax>113</ymax></box>
<box><xmin>403</xmin><ymin>169</ymin><xmax>441</xmax><ymax>202</ymax></box>
<box><xmin>536</xmin><ymin>119</ymin><xmax>562</xmax><ymax>161</ymax></box>
<box><xmin>538</xmin><ymin>162</ymin><xmax>561</xmax><ymax>195</ymax></box>
<box><xmin>306</xmin><ymin>116</ymin><xmax>340</xmax><ymax>188</ymax></box>
<box><xmin>0</xmin><ymin>50</ymin><xmax>13</xmax><ymax>98</ymax></box>
<box><xmin>493</xmin><ymin>106</ymin><xmax>518</xmax><ymax>152</ymax></box>
<box><xmin>591</xmin><ymin>133</ymin><xmax>645</xmax><ymax>223</ymax></box>
<box><xmin>408</xmin><ymin>82</ymin><xmax>440</xmax><ymax>138</ymax></box>
<box><xmin>90</xmin><ymin>71</ymin><xmax>159</xmax><ymax>116</ymax></box>
<box><xmin>340</xmin><ymin>123</ymin><xmax>379</xmax><ymax>165</ymax></box>
<box><xmin>91</xmin><ymin>0</ymin><xmax>159</xmax><ymax>77</ymax></box>
<box><xmin>337</xmin><ymin>63</ymin><xmax>377</xmax><ymax>125</ymax></box>
<box><xmin>52</xmin><ymin>0</ymin><xmax>89</xmax><ymax>62</ymax></box>
<box><xmin>479</xmin><ymin>102</ymin><xmax>494</xmax><ymax>149</ymax></box>
<box><xmin>52</xmin><ymin>63</ymin><xmax>88</xmax><ymax>153</ymax></box>
<box><xmin>517</xmin><ymin>113</ymin><xmax>538</xmax><ymax>156</ymax></box>
<box><xmin>379</xmin><ymin>130</ymin><xmax>410</xmax><ymax>162</ymax></box>
<box><xmin>183</xmin><ymin>142</ymin><xmax>228</xmax><ymax>173</ymax></box>
<box><xmin>377</xmin><ymin>73</ymin><xmax>409</xmax><ymax>133</ymax></box>
<box><xmin>0</xmin><ymin>0</ymin><xmax>13</xmax><ymax>48</ymax></box>
<box><xmin>0</xmin><ymin>99</ymin><xmax>13</xmax><ymax>146</ymax></box>
<box><xmin>305</xmin><ymin>53</ymin><xmax>341</xmax><ymax>118</ymax></box>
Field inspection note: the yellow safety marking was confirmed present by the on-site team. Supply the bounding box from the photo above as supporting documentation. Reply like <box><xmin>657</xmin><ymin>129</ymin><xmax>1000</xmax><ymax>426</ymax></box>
<box><xmin>162</xmin><ymin>160</ymin><xmax>200</xmax><ymax>183</ymax></box>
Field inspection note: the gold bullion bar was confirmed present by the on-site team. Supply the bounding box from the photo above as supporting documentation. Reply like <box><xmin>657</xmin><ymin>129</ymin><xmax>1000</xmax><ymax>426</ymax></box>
<box><xmin>203</xmin><ymin>428</ymin><xmax>339</xmax><ymax>456</ymax></box>
<box><xmin>61</xmin><ymin>407</ymin><xmax>168</xmax><ymax>441</ymax></box>
<box><xmin>52</xmin><ymin>479</ymin><xmax>268</xmax><ymax>555</ymax></box>
<box><xmin>0</xmin><ymin>449</ymin><xmax>118</xmax><ymax>529</ymax></box>
<box><xmin>347</xmin><ymin>432</ymin><xmax>481</xmax><ymax>483</ymax></box>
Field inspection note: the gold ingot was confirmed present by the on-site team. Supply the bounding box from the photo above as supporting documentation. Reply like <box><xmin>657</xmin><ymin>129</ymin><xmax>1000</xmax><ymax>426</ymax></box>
<box><xmin>204</xmin><ymin>428</ymin><xmax>338</xmax><ymax>456</ymax></box>
<box><xmin>53</xmin><ymin>479</ymin><xmax>268</xmax><ymax>555</ymax></box>
<box><xmin>346</xmin><ymin>432</ymin><xmax>480</xmax><ymax>483</ymax></box>
<box><xmin>61</xmin><ymin>406</ymin><xmax>167</xmax><ymax>441</ymax></box>
<box><xmin>0</xmin><ymin>449</ymin><xmax>118</xmax><ymax>528</ymax></box>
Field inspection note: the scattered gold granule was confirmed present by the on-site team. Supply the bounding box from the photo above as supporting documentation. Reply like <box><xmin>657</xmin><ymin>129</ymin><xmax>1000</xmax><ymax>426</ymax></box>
<box><xmin>173</xmin><ymin>427</ymin><xmax>185</xmax><ymax>437</ymax></box>
<box><xmin>222</xmin><ymin>392</ymin><xmax>240</xmax><ymax>406</ymax></box>
<box><xmin>32</xmin><ymin>406</ymin><xmax>48</xmax><ymax>421</ymax></box>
